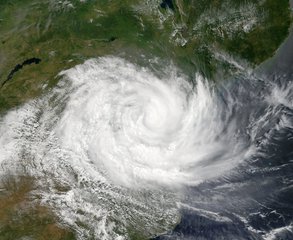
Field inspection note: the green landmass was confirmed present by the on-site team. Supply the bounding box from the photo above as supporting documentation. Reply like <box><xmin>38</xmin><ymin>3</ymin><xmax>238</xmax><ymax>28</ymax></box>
<box><xmin>0</xmin><ymin>175</ymin><xmax>76</xmax><ymax>240</ymax></box>
<box><xmin>0</xmin><ymin>0</ymin><xmax>291</xmax><ymax>114</ymax></box>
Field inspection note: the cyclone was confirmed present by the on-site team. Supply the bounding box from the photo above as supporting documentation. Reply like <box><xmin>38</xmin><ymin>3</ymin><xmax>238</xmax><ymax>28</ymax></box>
<box><xmin>1</xmin><ymin>56</ymin><xmax>290</xmax><ymax>239</ymax></box>
<box><xmin>55</xmin><ymin>57</ymin><xmax>250</xmax><ymax>188</ymax></box>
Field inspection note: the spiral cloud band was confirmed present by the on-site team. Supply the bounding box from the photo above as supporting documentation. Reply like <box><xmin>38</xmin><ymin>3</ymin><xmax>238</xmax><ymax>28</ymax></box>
<box><xmin>55</xmin><ymin>57</ymin><xmax>249</xmax><ymax>188</ymax></box>
<box><xmin>0</xmin><ymin>57</ymin><xmax>262</xmax><ymax>239</ymax></box>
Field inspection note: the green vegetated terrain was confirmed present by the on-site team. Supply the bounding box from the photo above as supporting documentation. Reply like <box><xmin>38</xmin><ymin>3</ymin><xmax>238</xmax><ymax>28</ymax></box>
<box><xmin>0</xmin><ymin>175</ymin><xmax>76</xmax><ymax>240</ymax></box>
<box><xmin>0</xmin><ymin>0</ymin><xmax>291</xmax><ymax>114</ymax></box>
<box><xmin>0</xmin><ymin>0</ymin><xmax>292</xmax><ymax>239</ymax></box>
